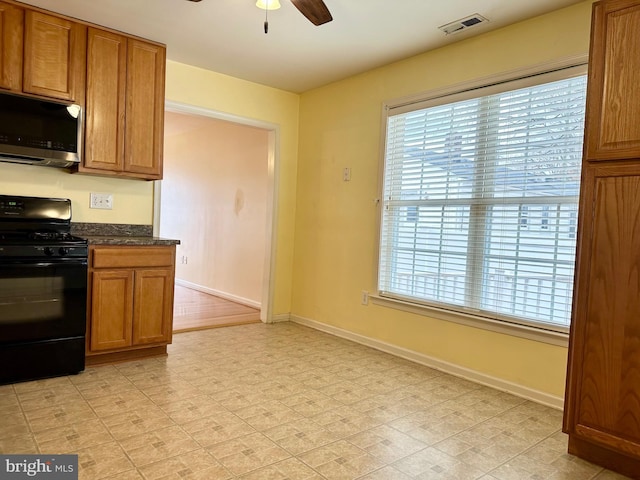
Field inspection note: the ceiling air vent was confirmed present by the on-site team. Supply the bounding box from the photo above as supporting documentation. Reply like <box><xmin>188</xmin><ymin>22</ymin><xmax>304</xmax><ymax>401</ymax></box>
<box><xmin>438</xmin><ymin>14</ymin><xmax>489</xmax><ymax>35</ymax></box>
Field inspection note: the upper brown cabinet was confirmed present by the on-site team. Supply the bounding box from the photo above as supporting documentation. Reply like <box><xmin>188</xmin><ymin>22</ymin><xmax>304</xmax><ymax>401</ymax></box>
<box><xmin>0</xmin><ymin>1</ymin><xmax>86</xmax><ymax>102</ymax></box>
<box><xmin>80</xmin><ymin>27</ymin><xmax>165</xmax><ymax>180</ymax></box>
<box><xmin>0</xmin><ymin>2</ymin><xmax>23</xmax><ymax>92</ymax></box>
<box><xmin>124</xmin><ymin>39</ymin><xmax>165</xmax><ymax>177</ymax></box>
<box><xmin>23</xmin><ymin>10</ymin><xmax>86</xmax><ymax>103</ymax></box>
<box><xmin>583</xmin><ymin>0</ymin><xmax>640</xmax><ymax>160</ymax></box>
<box><xmin>82</xmin><ymin>28</ymin><xmax>126</xmax><ymax>174</ymax></box>
<box><xmin>0</xmin><ymin>1</ymin><xmax>165</xmax><ymax>180</ymax></box>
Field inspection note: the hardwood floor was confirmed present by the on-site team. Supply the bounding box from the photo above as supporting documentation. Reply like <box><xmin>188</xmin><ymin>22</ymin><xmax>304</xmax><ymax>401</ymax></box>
<box><xmin>172</xmin><ymin>285</ymin><xmax>261</xmax><ymax>333</ymax></box>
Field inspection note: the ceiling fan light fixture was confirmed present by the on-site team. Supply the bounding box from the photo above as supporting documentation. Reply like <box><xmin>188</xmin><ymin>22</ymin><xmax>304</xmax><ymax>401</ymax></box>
<box><xmin>256</xmin><ymin>0</ymin><xmax>281</xmax><ymax>10</ymax></box>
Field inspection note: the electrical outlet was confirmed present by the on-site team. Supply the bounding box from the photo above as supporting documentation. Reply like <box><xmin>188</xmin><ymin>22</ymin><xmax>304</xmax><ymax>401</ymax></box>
<box><xmin>361</xmin><ymin>290</ymin><xmax>369</xmax><ymax>305</ymax></box>
<box><xmin>343</xmin><ymin>167</ymin><xmax>351</xmax><ymax>182</ymax></box>
<box><xmin>90</xmin><ymin>192</ymin><xmax>113</xmax><ymax>210</ymax></box>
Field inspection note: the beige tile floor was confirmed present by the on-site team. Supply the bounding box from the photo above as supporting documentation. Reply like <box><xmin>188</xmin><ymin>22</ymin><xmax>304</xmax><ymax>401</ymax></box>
<box><xmin>0</xmin><ymin>323</ymin><xmax>631</xmax><ymax>479</ymax></box>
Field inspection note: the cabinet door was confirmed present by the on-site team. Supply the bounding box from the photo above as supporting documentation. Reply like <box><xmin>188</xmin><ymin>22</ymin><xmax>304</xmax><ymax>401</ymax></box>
<box><xmin>132</xmin><ymin>268</ymin><xmax>173</xmax><ymax>345</ymax></box>
<box><xmin>90</xmin><ymin>270</ymin><xmax>134</xmax><ymax>351</ymax></box>
<box><xmin>584</xmin><ymin>0</ymin><xmax>640</xmax><ymax>160</ymax></box>
<box><xmin>124</xmin><ymin>39</ymin><xmax>165</xmax><ymax>178</ymax></box>
<box><xmin>566</xmin><ymin>163</ymin><xmax>640</xmax><ymax>457</ymax></box>
<box><xmin>23</xmin><ymin>11</ymin><xmax>86</xmax><ymax>102</ymax></box>
<box><xmin>0</xmin><ymin>2</ymin><xmax>22</xmax><ymax>92</ymax></box>
<box><xmin>83</xmin><ymin>27</ymin><xmax>126</xmax><ymax>172</ymax></box>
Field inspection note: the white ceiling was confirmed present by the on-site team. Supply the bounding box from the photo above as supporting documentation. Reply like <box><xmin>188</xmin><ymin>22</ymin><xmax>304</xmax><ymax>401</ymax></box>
<box><xmin>21</xmin><ymin>0</ymin><xmax>584</xmax><ymax>93</ymax></box>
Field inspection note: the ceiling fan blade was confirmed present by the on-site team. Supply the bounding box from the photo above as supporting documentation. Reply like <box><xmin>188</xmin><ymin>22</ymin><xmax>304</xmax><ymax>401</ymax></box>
<box><xmin>290</xmin><ymin>0</ymin><xmax>333</xmax><ymax>26</ymax></box>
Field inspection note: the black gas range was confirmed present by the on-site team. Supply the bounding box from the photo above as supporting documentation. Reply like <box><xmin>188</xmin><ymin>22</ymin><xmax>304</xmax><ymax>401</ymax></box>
<box><xmin>0</xmin><ymin>195</ymin><xmax>88</xmax><ymax>384</ymax></box>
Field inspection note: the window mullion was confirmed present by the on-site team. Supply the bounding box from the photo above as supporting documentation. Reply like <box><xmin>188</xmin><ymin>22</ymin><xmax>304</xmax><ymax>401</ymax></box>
<box><xmin>464</xmin><ymin>96</ymin><xmax>498</xmax><ymax>310</ymax></box>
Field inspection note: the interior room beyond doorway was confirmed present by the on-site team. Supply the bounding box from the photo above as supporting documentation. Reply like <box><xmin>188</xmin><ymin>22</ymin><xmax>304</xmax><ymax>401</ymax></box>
<box><xmin>159</xmin><ymin>109</ymin><xmax>271</xmax><ymax>330</ymax></box>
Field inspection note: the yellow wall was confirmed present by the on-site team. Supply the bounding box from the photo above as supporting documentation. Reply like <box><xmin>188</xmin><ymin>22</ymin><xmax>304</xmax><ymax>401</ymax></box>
<box><xmin>0</xmin><ymin>162</ymin><xmax>153</xmax><ymax>224</ymax></box>
<box><xmin>292</xmin><ymin>1</ymin><xmax>595</xmax><ymax>399</ymax></box>
<box><xmin>164</xmin><ymin>61</ymin><xmax>300</xmax><ymax>316</ymax></box>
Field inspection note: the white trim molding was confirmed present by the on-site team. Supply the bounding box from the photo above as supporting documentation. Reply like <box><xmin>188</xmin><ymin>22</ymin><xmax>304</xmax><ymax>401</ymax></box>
<box><xmin>385</xmin><ymin>54</ymin><xmax>589</xmax><ymax>113</ymax></box>
<box><xmin>290</xmin><ymin>314</ymin><xmax>564</xmax><ymax>410</ymax></box>
<box><xmin>370</xmin><ymin>295</ymin><xmax>569</xmax><ymax>348</ymax></box>
<box><xmin>160</xmin><ymin>100</ymin><xmax>280</xmax><ymax>324</ymax></box>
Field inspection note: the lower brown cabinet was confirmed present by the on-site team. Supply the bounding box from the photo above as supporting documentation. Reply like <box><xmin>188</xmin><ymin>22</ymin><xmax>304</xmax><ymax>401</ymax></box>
<box><xmin>86</xmin><ymin>245</ymin><xmax>175</xmax><ymax>364</ymax></box>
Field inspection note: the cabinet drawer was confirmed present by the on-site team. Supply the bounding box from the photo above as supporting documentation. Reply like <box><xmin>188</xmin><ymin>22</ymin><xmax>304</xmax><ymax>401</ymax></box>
<box><xmin>91</xmin><ymin>246</ymin><xmax>174</xmax><ymax>268</ymax></box>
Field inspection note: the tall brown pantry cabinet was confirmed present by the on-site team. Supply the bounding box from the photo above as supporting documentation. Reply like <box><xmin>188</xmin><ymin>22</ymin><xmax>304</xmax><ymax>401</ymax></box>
<box><xmin>563</xmin><ymin>0</ymin><xmax>640</xmax><ymax>477</ymax></box>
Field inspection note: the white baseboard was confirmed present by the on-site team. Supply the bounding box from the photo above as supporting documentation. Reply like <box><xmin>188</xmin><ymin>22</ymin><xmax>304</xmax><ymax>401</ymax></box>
<box><xmin>290</xmin><ymin>314</ymin><xmax>564</xmax><ymax>410</ymax></box>
<box><xmin>175</xmin><ymin>279</ymin><xmax>261</xmax><ymax>309</ymax></box>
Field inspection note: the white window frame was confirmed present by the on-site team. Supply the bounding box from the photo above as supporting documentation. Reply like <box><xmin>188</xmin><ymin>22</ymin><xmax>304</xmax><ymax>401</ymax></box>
<box><xmin>373</xmin><ymin>56</ymin><xmax>588</xmax><ymax>347</ymax></box>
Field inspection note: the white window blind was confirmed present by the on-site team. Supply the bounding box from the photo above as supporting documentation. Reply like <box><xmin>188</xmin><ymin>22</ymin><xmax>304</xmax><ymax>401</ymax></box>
<box><xmin>379</xmin><ymin>69</ymin><xmax>587</xmax><ymax>332</ymax></box>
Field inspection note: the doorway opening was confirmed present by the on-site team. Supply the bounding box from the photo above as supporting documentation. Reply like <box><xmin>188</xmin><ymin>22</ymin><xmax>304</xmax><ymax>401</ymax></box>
<box><xmin>154</xmin><ymin>102</ymin><xmax>278</xmax><ymax>330</ymax></box>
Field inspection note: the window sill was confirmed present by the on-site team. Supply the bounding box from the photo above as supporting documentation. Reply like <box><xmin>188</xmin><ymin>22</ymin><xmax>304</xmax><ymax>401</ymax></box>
<box><xmin>369</xmin><ymin>294</ymin><xmax>569</xmax><ymax>347</ymax></box>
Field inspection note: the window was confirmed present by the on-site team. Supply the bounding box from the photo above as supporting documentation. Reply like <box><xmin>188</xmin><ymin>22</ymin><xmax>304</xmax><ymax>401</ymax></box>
<box><xmin>378</xmin><ymin>67</ymin><xmax>587</xmax><ymax>333</ymax></box>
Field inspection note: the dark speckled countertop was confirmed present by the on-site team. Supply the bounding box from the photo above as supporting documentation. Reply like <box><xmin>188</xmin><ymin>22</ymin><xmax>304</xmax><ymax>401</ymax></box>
<box><xmin>71</xmin><ymin>223</ymin><xmax>180</xmax><ymax>246</ymax></box>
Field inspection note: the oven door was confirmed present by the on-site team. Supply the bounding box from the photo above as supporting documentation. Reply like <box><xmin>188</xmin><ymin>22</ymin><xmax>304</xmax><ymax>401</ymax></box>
<box><xmin>0</xmin><ymin>258</ymin><xmax>87</xmax><ymax>344</ymax></box>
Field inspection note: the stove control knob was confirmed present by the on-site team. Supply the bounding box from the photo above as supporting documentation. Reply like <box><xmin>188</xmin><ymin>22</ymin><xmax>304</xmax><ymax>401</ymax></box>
<box><xmin>44</xmin><ymin>247</ymin><xmax>55</xmax><ymax>256</ymax></box>
<box><xmin>58</xmin><ymin>247</ymin><xmax>69</xmax><ymax>256</ymax></box>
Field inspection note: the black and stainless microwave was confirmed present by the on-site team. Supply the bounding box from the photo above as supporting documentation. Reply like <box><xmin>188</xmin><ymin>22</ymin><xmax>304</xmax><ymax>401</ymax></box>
<box><xmin>0</xmin><ymin>92</ymin><xmax>81</xmax><ymax>168</ymax></box>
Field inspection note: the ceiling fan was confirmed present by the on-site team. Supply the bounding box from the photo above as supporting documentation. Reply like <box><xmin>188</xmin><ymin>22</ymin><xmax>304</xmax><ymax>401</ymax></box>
<box><xmin>289</xmin><ymin>0</ymin><xmax>333</xmax><ymax>26</ymax></box>
<box><xmin>186</xmin><ymin>0</ymin><xmax>333</xmax><ymax>27</ymax></box>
